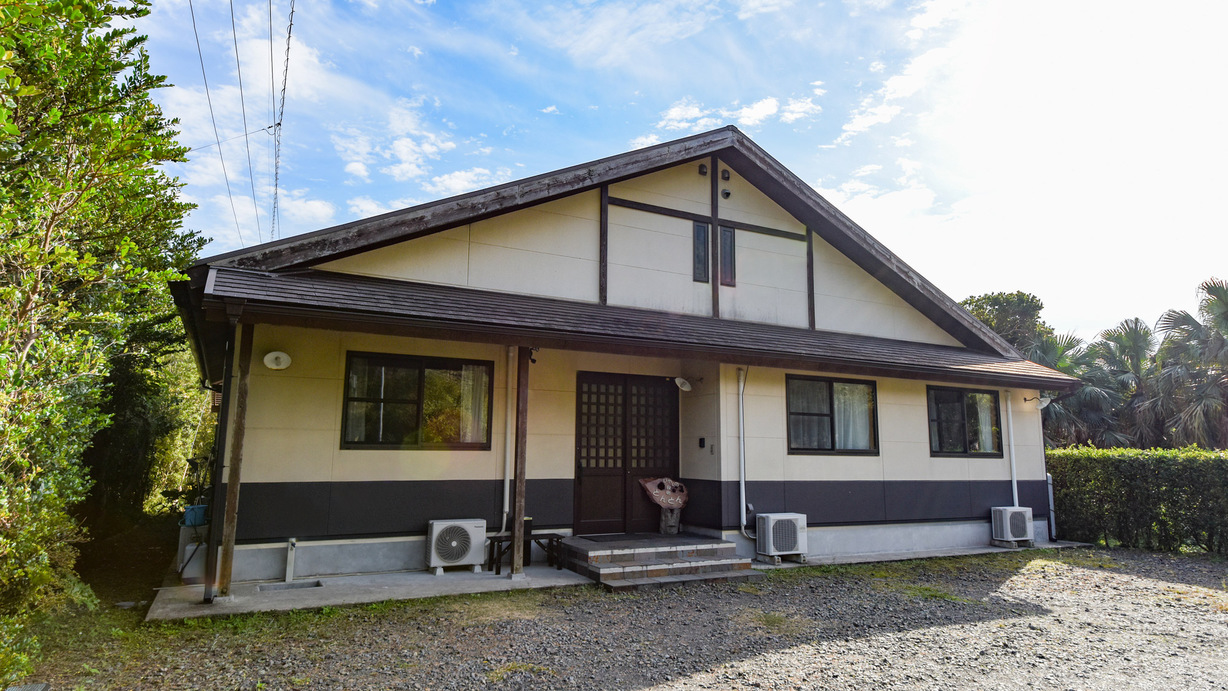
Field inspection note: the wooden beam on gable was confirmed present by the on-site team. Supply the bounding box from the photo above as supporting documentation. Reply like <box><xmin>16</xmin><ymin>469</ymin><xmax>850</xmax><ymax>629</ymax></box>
<box><xmin>806</xmin><ymin>228</ymin><xmax>816</xmax><ymax>330</ymax></box>
<box><xmin>599</xmin><ymin>185</ymin><xmax>609</xmax><ymax>305</ymax></box>
<box><xmin>709</xmin><ymin>155</ymin><xmax>720</xmax><ymax>318</ymax></box>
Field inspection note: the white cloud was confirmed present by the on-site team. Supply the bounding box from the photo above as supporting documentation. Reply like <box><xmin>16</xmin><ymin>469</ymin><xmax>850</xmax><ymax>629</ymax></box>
<box><xmin>407</xmin><ymin>45</ymin><xmax>424</xmax><ymax>58</ymax></box>
<box><xmin>541</xmin><ymin>105</ymin><xmax>559</xmax><ymax>114</ymax></box>
<box><xmin>422</xmin><ymin>167</ymin><xmax>513</xmax><ymax>197</ymax></box>
<box><xmin>347</xmin><ymin>196</ymin><xmax>393</xmax><ymax>218</ymax></box>
<box><xmin>725</xmin><ymin>97</ymin><xmax>779</xmax><ymax>126</ymax></box>
<box><xmin>869</xmin><ymin>60</ymin><xmax>886</xmax><ymax>73</ymax></box>
<box><xmin>630</xmin><ymin>134</ymin><xmax>661</xmax><ymax>149</ymax></box>
<box><xmin>280</xmin><ymin>190</ymin><xmax>336</xmax><ymax>226</ymax></box>
<box><xmin>852</xmin><ymin>164</ymin><xmax>881</xmax><ymax>177</ymax></box>
<box><xmin>379</xmin><ymin>99</ymin><xmax>456</xmax><ymax>181</ymax></box>
<box><xmin>657</xmin><ymin>97</ymin><xmax>719</xmax><ymax>131</ymax></box>
<box><xmin>731</xmin><ymin>0</ymin><xmax>795</xmax><ymax>20</ymax></box>
<box><xmin>344</xmin><ymin>161</ymin><xmax>370</xmax><ymax>181</ymax></box>
<box><xmin>780</xmin><ymin>97</ymin><xmax>822</xmax><ymax>123</ymax></box>
<box><xmin>469</xmin><ymin>146</ymin><xmax>493</xmax><ymax>156</ymax></box>
<box><xmin>509</xmin><ymin>44</ymin><xmax>519</xmax><ymax>56</ymax></box>
<box><xmin>810</xmin><ymin>80</ymin><xmax>827</xmax><ymax>97</ymax></box>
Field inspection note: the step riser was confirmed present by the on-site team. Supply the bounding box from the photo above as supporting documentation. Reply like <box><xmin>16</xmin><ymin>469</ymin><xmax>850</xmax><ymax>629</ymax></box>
<box><xmin>566</xmin><ymin>558</ymin><xmax>754</xmax><ymax>582</ymax></box>
<box><xmin>562</xmin><ymin>546</ymin><xmax>739</xmax><ymax>566</ymax></box>
<box><xmin>603</xmin><ymin>570</ymin><xmax>764</xmax><ymax>592</ymax></box>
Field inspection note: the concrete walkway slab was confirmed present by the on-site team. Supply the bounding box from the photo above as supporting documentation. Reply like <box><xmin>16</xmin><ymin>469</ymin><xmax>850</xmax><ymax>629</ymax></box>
<box><xmin>752</xmin><ymin>539</ymin><xmax>1089</xmax><ymax>570</ymax></box>
<box><xmin>147</xmin><ymin>565</ymin><xmax>593</xmax><ymax>621</ymax></box>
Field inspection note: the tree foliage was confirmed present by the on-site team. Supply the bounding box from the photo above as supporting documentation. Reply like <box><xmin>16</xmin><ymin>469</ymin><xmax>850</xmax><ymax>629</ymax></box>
<box><xmin>0</xmin><ymin>0</ymin><xmax>198</xmax><ymax>682</ymax></box>
<box><xmin>960</xmin><ymin>291</ymin><xmax>1053</xmax><ymax>351</ymax></box>
<box><xmin>971</xmin><ymin>279</ymin><xmax>1228</xmax><ymax>451</ymax></box>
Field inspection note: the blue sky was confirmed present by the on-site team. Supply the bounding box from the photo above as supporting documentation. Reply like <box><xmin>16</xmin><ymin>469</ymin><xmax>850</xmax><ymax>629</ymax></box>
<box><xmin>142</xmin><ymin>0</ymin><xmax>1227</xmax><ymax>341</ymax></box>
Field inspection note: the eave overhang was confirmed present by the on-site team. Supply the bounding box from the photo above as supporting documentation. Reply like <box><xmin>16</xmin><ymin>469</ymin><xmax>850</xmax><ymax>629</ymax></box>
<box><xmin>191</xmin><ymin>268</ymin><xmax>1080</xmax><ymax>392</ymax></box>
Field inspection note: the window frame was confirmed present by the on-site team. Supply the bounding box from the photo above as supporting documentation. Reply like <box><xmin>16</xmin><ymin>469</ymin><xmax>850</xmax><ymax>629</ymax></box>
<box><xmin>925</xmin><ymin>385</ymin><xmax>1004</xmax><ymax>458</ymax></box>
<box><xmin>692</xmin><ymin>221</ymin><xmax>709</xmax><ymax>283</ymax></box>
<box><xmin>719</xmin><ymin>225</ymin><xmax>736</xmax><ymax>287</ymax></box>
<box><xmin>785</xmin><ymin>374</ymin><xmax>879</xmax><ymax>456</ymax></box>
<box><xmin>341</xmin><ymin>351</ymin><xmax>495</xmax><ymax>451</ymax></box>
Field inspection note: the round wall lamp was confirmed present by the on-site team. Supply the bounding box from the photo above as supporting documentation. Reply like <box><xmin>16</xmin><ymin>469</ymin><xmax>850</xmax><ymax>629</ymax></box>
<box><xmin>672</xmin><ymin>377</ymin><xmax>703</xmax><ymax>391</ymax></box>
<box><xmin>263</xmin><ymin>351</ymin><xmax>292</xmax><ymax>370</ymax></box>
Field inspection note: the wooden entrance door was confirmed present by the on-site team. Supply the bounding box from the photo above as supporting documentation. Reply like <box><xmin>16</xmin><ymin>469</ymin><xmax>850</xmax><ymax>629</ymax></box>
<box><xmin>574</xmin><ymin>372</ymin><xmax>679</xmax><ymax>535</ymax></box>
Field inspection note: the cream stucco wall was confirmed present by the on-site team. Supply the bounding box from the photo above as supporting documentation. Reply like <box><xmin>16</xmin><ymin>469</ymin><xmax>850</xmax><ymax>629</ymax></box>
<box><xmin>225</xmin><ymin>324</ymin><xmax>1040</xmax><ymax>492</ymax></box>
<box><xmin>810</xmin><ymin>235</ymin><xmax>962</xmax><ymax>346</ymax></box>
<box><xmin>317</xmin><ymin>191</ymin><xmax>601</xmax><ymax>302</ymax></box>
<box><xmin>713</xmin><ymin>363</ymin><xmax>1045</xmax><ymax>485</ymax></box>
<box><xmin>225</xmin><ymin>324</ymin><xmax>685</xmax><ymax>486</ymax></box>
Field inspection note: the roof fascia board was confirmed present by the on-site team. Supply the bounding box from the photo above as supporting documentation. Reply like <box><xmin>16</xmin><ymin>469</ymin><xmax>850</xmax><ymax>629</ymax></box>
<box><xmin>203</xmin><ymin>128</ymin><xmax>740</xmax><ymax>272</ymax></box>
<box><xmin>200</xmin><ymin>297</ymin><xmax>1078</xmax><ymax>392</ymax></box>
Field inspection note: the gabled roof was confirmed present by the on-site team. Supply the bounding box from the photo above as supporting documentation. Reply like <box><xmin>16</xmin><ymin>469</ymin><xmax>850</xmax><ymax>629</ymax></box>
<box><xmin>195</xmin><ymin>126</ymin><xmax>1019</xmax><ymax>358</ymax></box>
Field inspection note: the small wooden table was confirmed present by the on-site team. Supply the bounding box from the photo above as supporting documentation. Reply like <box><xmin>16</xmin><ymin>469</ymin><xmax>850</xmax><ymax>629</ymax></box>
<box><xmin>487</xmin><ymin>533</ymin><xmax>565</xmax><ymax>575</ymax></box>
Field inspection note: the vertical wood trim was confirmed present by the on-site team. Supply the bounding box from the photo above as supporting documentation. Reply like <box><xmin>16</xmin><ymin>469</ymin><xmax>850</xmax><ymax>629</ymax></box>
<box><xmin>806</xmin><ymin>227</ymin><xmax>816</xmax><ymax>330</ymax></box>
<box><xmin>202</xmin><ymin>321</ymin><xmax>237</xmax><ymax>603</ymax></box>
<box><xmin>709</xmin><ymin>155</ymin><xmax>720</xmax><ymax>318</ymax></box>
<box><xmin>511</xmin><ymin>346</ymin><xmax>531</xmax><ymax>574</ymax></box>
<box><xmin>599</xmin><ymin>184</ymin><xmax>609</xmax><ymax>305</ymax></box>
<box><xmin>217</xmin><ymin>322</ymin><xmax>254</xmax><ymax>597</ymax></box>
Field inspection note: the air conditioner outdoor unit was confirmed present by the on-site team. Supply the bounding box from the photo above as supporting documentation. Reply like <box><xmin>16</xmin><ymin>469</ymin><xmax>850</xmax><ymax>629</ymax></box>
<box><xmin>991</xmin><ymin>506</ymin><xmax>1034</xmax><ymax>545</ymax></box>
<box><xmin>756</xmin><ymin>512</ymin><xmax>808</xmax><ymax>563</ymax></box>
<box><xmin>427</xmin><ymin>519</ymin><xmax>486</xmax><ymax>575</ymax></box>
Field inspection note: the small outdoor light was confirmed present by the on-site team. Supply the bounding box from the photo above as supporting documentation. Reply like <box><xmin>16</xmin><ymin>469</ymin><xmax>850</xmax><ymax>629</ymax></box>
<box><xmin>720</xmin><ymin>169</ymin><xmax>731</xmax><ymax>181</ymax></box>
<box><xmin>1023</xmin><ymin>395</ymin><xmax>1052</xmax><ymax>410</ymax></box>
<box><xmin>721</xmin><ymin>189</ymin><xmax>731</xmax><ymax>199</ymax></box>
<box><xmin>672</xmin><ymin>377</ymin><xmax>702</xmax><ymax>391</ymax></box>
<box><xmin>698</xmin><ymin>163</ymin><xmax>708</xmax><ymax>176</ymax></box>
<box><xmin>263</xmin><ymin>351</ymin><xmax>292</xmax><ymax>370</ymax></box>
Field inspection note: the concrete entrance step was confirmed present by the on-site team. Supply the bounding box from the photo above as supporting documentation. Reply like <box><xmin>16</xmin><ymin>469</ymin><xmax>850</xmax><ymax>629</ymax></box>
<box><xmin>561</xmin><ymin>533</ymin><xmax>762</xmax><ymax>591</ymax></box>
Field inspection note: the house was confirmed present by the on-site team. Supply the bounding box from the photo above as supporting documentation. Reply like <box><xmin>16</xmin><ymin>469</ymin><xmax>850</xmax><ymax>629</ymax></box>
<box><xmin>172</xmin><ymin>126</ymin><xmax>1077</xmax><ymax>598</ymax></box>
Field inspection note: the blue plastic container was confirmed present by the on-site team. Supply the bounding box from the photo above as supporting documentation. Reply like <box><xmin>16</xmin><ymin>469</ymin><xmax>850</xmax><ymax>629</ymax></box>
<box><xmin>181</xmin><ymin>504</ymin><xmax>208</xmax><ymax>527</ymax></box>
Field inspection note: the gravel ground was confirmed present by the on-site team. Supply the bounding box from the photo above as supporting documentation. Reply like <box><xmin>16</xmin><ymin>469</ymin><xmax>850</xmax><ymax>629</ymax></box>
<box><xmin>36</xmin><ymin>547</ymin><xmax>1228</xmax><ymax>690</ymax></box>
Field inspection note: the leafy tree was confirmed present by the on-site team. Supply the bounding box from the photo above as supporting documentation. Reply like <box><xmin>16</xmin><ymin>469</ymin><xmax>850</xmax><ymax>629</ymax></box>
<box><xmin>961</xmin><ymin>291</ymin><xmax>1054</xmax><ymax>351</ymax></box>
<box><xmin>0</xmin><ymin>0</ymin><xmax>197</xmax><ymax>682</ymax></box>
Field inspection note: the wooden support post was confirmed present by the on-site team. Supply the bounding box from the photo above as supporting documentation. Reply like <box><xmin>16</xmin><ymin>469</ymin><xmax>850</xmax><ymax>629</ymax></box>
<box><xmin>511</xmin><ymin>346</ymin><xmax>531</xmax><ymax>576</ymax></box>
<box><xmin>202</xmin><ymin>319</ymin><xmax>238</xmax><ymax>603</ymax></box>
<box><xmin>216</xmin><ymin>322</ymin><xmax>254</xmax><ymax>597</ymax></box>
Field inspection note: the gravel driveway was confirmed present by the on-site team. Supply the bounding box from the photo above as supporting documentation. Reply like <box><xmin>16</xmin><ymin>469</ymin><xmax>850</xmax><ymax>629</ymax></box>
<box><xmin>37</xmin><ymin>548</ymin><xmax>1228</xmax><ymax>689</ymax></box>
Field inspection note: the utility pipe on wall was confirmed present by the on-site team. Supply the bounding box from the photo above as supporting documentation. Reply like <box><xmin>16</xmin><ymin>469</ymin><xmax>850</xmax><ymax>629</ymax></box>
<box><xmin>1005</xmin><ymin>390</ymin><xmax>1019</xmax><ymax>507</ymax></box>
<box><xmin>737</xmin><ymin>367</ymin><xmax>754</xmax><ymax>541</ymax></box>
<box><xmin>500</xmin><ymin>346</ymin><xmax>515</xmax><ymax>535</ymax></box>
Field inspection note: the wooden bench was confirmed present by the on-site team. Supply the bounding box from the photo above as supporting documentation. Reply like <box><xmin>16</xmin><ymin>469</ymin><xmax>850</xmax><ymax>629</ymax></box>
<box><xmin>487</xmin><ymin>533</ymin><xmax>565</xmax><ymax>575</ymax></box>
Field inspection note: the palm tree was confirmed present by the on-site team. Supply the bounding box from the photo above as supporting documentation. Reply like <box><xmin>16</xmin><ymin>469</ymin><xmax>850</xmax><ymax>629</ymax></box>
<box><xmin>1156</xmin><ymin>278</ymin><xmax>1228</xmax><ymax>448</ymax></box>
<box><xmin>1089</xmin><ymin>318</ymin><xmax>1163</xmax><ymax>447</ymax></box>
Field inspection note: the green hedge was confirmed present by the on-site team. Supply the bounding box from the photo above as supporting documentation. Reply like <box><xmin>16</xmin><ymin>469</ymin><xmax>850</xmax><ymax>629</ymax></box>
<box><xmin>1047</xmin><ymin>447</ymin><xmax>1228</xmax><ymax>553</ymax></box>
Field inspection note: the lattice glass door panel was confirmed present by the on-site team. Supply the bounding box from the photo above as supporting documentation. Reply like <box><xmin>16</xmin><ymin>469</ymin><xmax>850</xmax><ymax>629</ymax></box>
<box><xmin>627</xmin><ymin>382</ymin><xmax>675</xmax><ymax>470</ymax></box>
<box><xmin>577</xmin><ymin>380</ymin><xmax>625</xmax><ymax>469</ymax></box>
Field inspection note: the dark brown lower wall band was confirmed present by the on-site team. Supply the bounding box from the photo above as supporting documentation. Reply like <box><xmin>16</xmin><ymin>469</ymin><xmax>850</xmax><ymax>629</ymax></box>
<box><xmin>230</xmin><ymin>478</ymin><xmax>1048</xmax><ymax>542</ymax></box>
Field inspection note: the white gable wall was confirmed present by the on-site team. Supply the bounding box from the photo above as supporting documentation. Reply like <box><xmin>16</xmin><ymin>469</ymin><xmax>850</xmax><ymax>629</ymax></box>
<box><xmin>318</xmin><ymin>191</ymin><xmax>601</xmax><ymax>302</ymax></box>
<box><xmin>315</xmin><ymin>163</ymin><xmax>963</xmax><ymax>348</ymax></box>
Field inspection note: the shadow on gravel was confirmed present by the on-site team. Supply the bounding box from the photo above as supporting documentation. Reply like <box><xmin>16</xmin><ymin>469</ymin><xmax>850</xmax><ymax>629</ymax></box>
<box><xmin>1086</xmin><ymin>548</ymin><xmax>1228</xmax><ymax>593</ymax></box>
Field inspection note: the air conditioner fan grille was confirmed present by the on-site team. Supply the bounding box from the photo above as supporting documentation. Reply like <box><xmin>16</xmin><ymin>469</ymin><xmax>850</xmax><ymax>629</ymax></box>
<box><xmin>1009</xmin><ymin>510</ymin><xmax>1028</xmax><ymax>539</ymax></box>
<box><xmin>772</xmin><ymin>518</ymin><xmax>798</xmax><ymax>553</ymax></box>
<box><xmin>434</xmin><ymin>525</ymin><xmax>473</xmax><ymax>563</ymax></box>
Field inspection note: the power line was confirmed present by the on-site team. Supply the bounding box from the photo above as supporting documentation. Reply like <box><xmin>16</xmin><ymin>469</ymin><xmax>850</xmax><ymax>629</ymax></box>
<box><xmin>186</xmin><ymin>124</ymin><xmax>273</xmax><ymax>154</ymax></box>
<box><xmin>229</xmin><ymin>0</ymin><xmax>263</xmax><ymax>243</ymax></box>
<box><xmin>268</xmin><ymin>0</ymin><xmax>276</xmax><ymax>240</ymax></box>
<box><xmin>187</xmin><ymin>0</ymin><xmax>245</xmax><ymax>248</ymax></box>
<box><xmin>271</xmin><ymin>0</ymin><xmax>296</xmax><ymax>241</ymax></box>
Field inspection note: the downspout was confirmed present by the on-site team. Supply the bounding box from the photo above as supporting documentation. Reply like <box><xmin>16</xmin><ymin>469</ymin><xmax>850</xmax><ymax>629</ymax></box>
<box><xmin>1005</xmin><ymin>390</ymin><xmax>1019</xmax><ymax>507</ymax></box>
<box><xmin>737</xmin><ymin>367</ymin><xmax>755</xmax><ymax>541</ymax></box>
<box><xmin>500</xmin><ymin>346</ymin><xmax>515</xmax><ymax>535</ymax></box>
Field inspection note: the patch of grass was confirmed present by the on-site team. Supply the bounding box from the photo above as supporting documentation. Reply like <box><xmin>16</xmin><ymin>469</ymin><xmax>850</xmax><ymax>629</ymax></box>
<box><xmin>443</xmin><ymin>589</ymin><xmax>549</xmax><ymax>626</ymax></box>
<box><xmin>736</xmin><ymin>583</ymin><xmax>763</xmax><ymax>595</ymax></box>
<box><xmin>899</xmin><ymin>584</ymin><xmax>963</xmax><ymax>601</ymax></box>
<box><xmin>485</xmin><ymin>661</ymin><xmax>555</xmax><ymax>683</ymax></box>
<box><xmin>737</xmin><ymin>608</ymin><xmax>810</xmax><ymax>636</ymax></box>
